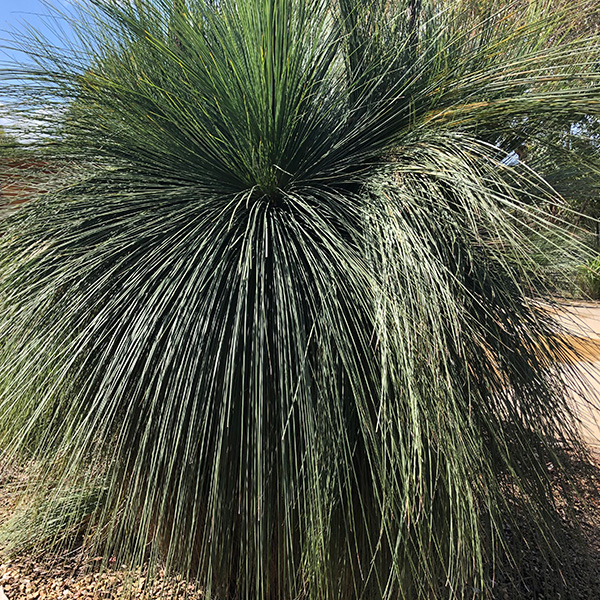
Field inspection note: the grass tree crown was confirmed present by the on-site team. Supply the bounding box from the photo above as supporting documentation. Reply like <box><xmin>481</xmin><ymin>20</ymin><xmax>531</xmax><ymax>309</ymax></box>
<box><xmin>0</xmin><ymin>1</ymin><xmax>599</xmax><ymax>599</ymax></box>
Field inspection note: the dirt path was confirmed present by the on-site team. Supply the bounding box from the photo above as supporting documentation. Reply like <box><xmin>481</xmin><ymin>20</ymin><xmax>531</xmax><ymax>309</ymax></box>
<box><xmin>553</xmin><ymin>303</ymin><xmax>600</xmax><ymax>453</ymax></box>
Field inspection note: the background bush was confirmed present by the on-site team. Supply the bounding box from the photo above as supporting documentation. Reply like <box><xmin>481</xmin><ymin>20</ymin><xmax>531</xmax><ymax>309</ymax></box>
<box><xmin>577</xmin><ymin>255</ymin><xmax>600</xmax><ymax>299</ymax></box>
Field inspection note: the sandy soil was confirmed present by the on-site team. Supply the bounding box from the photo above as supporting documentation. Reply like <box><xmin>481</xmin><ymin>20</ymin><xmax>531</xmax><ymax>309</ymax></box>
<box><xmin>552</xmin><ymin>303</ymin><xmax>600</xmax><ymax>453</ymax></box>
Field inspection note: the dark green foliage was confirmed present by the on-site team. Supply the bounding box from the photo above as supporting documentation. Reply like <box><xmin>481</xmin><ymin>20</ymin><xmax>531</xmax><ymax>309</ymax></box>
<box><xmin>0</xmin><ymin>1</ymin><xmax>599</xmax><ymax>598</ymax></box>
<box><xmin>577</xmin><ymin>254</ymin><xmax>600</xmax><ymax>298</ymax></box>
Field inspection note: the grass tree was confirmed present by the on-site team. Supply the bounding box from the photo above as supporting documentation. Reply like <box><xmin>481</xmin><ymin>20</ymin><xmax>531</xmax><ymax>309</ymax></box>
<box><xmin>1</xmin><ymin>0</ymin><xmax>600</xmax><ymax>598</ymax></box>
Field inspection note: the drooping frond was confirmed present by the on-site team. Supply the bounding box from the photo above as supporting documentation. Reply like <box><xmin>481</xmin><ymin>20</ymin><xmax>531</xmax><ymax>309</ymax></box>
<box><xmin>1</xmin><ymin>1</ymin><xmax>600</xmax><ymax>598</ymax></box>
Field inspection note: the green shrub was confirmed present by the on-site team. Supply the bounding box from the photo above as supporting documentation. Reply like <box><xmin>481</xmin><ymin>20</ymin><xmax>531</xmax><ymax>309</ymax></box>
<box><xmin>0</xmin><ymin>1</ymin><xmax>599</xmax><ymax>598</ymax></box>
<box><xmin>577</xmin><ymin>255</ymin><xmax>600</xmax><ymax>299</ymax></box>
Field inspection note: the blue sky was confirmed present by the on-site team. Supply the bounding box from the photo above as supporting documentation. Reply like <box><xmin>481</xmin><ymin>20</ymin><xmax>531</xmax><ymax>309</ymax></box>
<box><xmin>0</xmin><ymin>0</ymin><xmax>75</xmax><ymax>132</ymax></box>
<box><xmin>0</xmin><ymin>0</ymin><xmax>55</xmax><ymax>32</ymax></box>
<box><xmin>0</xmin><ymin>0</ymin><xmax>74</xmax><ymax>63</ymax></box>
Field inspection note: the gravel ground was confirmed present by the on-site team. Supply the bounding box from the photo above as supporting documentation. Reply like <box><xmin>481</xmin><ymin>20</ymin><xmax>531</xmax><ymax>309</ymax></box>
<box><xmin>491</xmin><ymin>451</ymin><xmax>600</xmax><ymax>599</ymax></box>
<box><xmin>1</xmin><ymin>453</ymin><xmax>600</xmax><ymax>599</ymax></box>
<box><xmin>0</xmin><ymin>557</ymin><xmax>203</xmax><ymax>600</ymax></box>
